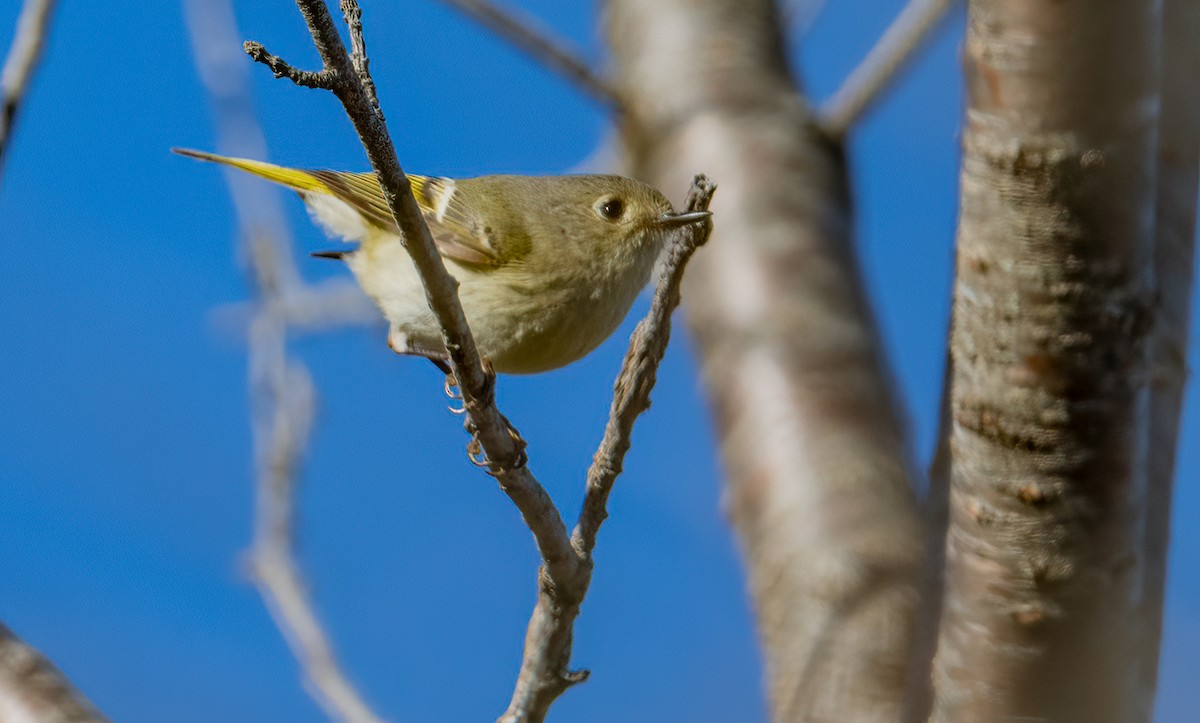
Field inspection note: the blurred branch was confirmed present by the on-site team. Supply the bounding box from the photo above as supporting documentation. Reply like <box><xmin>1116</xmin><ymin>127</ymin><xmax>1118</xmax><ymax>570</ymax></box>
<box><xmin>501</xmin><ymin>178</ymin><xmax>716</xmax><ymax>723</ymax></box>
<box><xmin>211</xmin><ymin>279</ymin><xmax>380</xmax><ymax>340</ymax></box>
<box><xmin>782</xmin><ymin>0</ymin><xmax>828</xmax><ymax>36</ymax></box>
<box><xmin>182</xmin><ymin>1</ymin><xmax>382</xmax><ymax>721</ymax></box>
<box><xmin>0</xmin><ymin>3</ymin><xmax>100</xmax><ymax>719</ymax></box>
<box><xmin>433</xmin><ymin>0</ymin><xmax>618</xmax><ymax>107</ymax></box>
<box><xmin>818</xmin><ymin>0</ymin><xmax>956</xmax><ymax>136</ymax></box>
<box><xmin>608</xmin><ymin>1</ymin><xmax>923</xmax><ymax>719</ymax></box>
<box><xmin>0</xmin><ymin>0</ymin><xmax>58</xmax><ymax>175</ymax></box>
<box><xmin>0</xmin><ymin>623</ymin><xmax>105</xmax><ymax>723</ymax></box>
<box><xmin>269</xmin><ymin>279</ymin><xmax>381</xmax><ymax>330</ymax></box>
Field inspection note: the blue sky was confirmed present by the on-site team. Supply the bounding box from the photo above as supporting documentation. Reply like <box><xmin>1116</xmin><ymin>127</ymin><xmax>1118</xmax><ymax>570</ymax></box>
<box><xmin>0</xmin><ymin>1</ymin><xmax>1196</xmax><ymax>721</ymax></box>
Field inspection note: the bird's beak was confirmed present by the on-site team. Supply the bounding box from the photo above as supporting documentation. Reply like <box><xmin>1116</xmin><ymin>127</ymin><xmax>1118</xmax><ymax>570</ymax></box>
<box><xmin>654</xmin><ymin>210</ymin><xmax>712</xmax><ymax>228</ymax></box>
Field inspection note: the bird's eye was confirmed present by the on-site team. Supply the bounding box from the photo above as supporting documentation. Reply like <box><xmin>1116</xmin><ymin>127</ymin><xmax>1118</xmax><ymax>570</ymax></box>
<box><xmin>597</xmin><ymin>197</ymin><xmax>625</xmax><ymax>221</ymax></box>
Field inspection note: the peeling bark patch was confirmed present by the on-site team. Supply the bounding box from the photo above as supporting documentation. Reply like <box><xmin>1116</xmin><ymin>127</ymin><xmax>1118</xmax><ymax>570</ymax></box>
<box><xmin>1015</xmin><ymin>482</ymin><xmax>1056</xmax><ymax>507</ymax></box>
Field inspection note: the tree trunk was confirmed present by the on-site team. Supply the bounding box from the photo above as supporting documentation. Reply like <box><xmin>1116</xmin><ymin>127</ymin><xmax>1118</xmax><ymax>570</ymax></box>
<box><xmin>931</xmin><ymin>1</ymin><xmax>1160</xmax><ymax>721</ymax></box>
<box><xmin>606</xmin><ymin>2</ymin><xmax>922</xmax><ymax>720</ymax></box>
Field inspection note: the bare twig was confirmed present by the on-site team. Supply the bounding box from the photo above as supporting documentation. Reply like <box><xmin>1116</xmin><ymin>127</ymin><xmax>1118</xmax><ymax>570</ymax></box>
<box><xmin>0</xmin><ymin>0</ymin><xmax>58</xmax><ymax>174</ymax></box>
<box><xmin>433</xmin><ymin>0</ymin><xmax>618</xmax><ymax>107</ymax></box>
<box><xmin>573</xmin><ymin>179</ymin><xmax>716</xmax><ymax>558</ymax></box>
<box><xmin>183</xmin><ymin>1</ymin><xmax>382</xmax><ymax>720</ymax></box>
<box><xmin>500</xmin><ymin>178</ymin><xmax>716</xmax><ymax>723</ymax></box>
<box><xmin>243</xmin><ymin>42</ymin><xmax>331</xmax><ymax>89</ymax></box>
<box><xmin>818</xmin><ymin>0</ymin><xmax>956</xmax><ymax>136</ymax></box>
<box><xmin>0</xmin><ymin>623</ymin><xmax>105</xmax><ymax>723</ymax></box>
<box><xmin>251</xmin><ymin>0</ymin><xmax>580</xmax><ymax>593</ymax></box>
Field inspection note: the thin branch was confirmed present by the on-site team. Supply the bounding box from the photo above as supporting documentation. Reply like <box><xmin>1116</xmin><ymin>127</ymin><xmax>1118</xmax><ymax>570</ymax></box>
<box><xmin>339</xmin><ymin>0</ymin><xmax>381</xmax><ymax>116</ymax></box>
<box><xmin>243</xmin><ymin>42</ymin><xmax>331</xmax><ymax>89</ymax></box>
<box><xmin>0</xmin><ymin>624</ymin><xmax>106</xmax><ymax>723</ymax></box>
<box><xmin>818</xmin><ymin>0</ymin><xmax>956</xmax><ymax>136</ymax></box>
<box><xmin>433</xmin><ymin>0</ymin><xmax>618</xmax><ymax>107</ymax></box>
<box><xmin>573</xmin><ymin>179</ymin><xmax>716</xmax><ymax>558</ymax></box>
<box><xmin>252</xmin><ymin>0</ymin><xmax>580</xmax><ymax>590</ymax></box>
<box><xmin>500</xmin><ymin>178</ymin><xmax>717</xmax><ymax>723</ymax></box>
<box><xmin>0</xmin><ymin>0</ymin><xmax>58</xmax><ymax>174</ymax></box>
<box><xmin>182</xmin><ymin>1</ymin><xmax>382</xmax><ymax>720</ymax></box>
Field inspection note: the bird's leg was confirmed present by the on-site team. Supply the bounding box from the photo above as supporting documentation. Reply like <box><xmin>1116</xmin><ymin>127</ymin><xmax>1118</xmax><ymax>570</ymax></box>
<box><xmin>386</xmin><ymin>328</ymin><xmax>461</xmax><ymax>408</ymax></box>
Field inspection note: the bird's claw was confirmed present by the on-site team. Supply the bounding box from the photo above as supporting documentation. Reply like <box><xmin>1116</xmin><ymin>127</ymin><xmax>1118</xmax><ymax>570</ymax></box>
<box><xmin>463</xmin><ymin>413</ymin><xmax>527</xmax><ymax>473</ymax></box>
<box><xmin>466</xmin><ymin>437</ymin><xmax>490</xmax><ymax>468</ymax></box>
<box><xmin>443</xmin><ymin>373</ymin><xmax>461</xmax><ymax>400</ymax></box>
<box><xmin>444</xmin><ymin>372</ymin><xmax>466</xmax><ymax>413</ymax></box>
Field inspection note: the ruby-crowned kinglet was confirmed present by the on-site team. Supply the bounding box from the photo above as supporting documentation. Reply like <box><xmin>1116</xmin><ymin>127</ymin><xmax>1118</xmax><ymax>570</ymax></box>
<box><xmin>176</xmin><ymin>148</ymin><xmax>709</xmax><ymax>374</ymax></box>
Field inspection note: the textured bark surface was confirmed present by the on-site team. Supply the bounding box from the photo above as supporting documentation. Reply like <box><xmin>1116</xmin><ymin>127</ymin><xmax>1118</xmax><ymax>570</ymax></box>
<box><xmin>0</xmin><ymin>624</ymin><xmax>105</xmax><ymax>723</ymax></box>
<box><xmin>931</xmin><ymin>2</ymin><xmax>1160</xmax><ymax>721</ymax></box>
<box><xmin>607</xmin><ymin>2</ymin><xmax>922</xmax><ymax>720</ymax></box>
<box><xmin>1138</xmin><ymin>0</ymin><xmax>1200</xmax><ymax>718</ymax></box>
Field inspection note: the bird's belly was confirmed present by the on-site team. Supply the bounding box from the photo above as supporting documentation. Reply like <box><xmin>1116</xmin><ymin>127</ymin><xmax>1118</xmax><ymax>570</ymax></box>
<box><xmin>467</xmin><ymin>287</ymin><xmax>630</xmax><ymax>374</ymax></box>
<box><xmin>347</xmin><ymin>238</ymin><xmax>640</xmax><ymax>374</ymax></box>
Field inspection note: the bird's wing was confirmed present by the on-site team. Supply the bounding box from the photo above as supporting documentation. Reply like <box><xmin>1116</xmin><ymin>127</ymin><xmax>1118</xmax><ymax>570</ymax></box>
<box><xmin>173</xmin><ymin>148</ymin><xmax>501</xmax><ymax>267</ymax></box>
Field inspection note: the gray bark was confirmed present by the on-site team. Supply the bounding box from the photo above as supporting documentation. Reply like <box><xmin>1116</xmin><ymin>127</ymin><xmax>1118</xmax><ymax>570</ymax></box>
<box><xmin>0</xmin><ymin>624</ymin><xmax>105</xmax><ymax>723</ymax></box>
<box><xmin>606</xmin><ymin>2</ymin><xmax>922</xmax><ymax>720</ymax></box>
<box><xmin>930</xmin><ymin>1</ymin><xmax>1161</xmax><ymax>721</ymax></box>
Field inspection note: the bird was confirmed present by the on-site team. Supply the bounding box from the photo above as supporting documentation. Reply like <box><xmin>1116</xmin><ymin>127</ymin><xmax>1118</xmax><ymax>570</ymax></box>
<box><xmin>175</xmin><ymin>148</ymin><xmax>709</xmax><ymax>374</ymax></box>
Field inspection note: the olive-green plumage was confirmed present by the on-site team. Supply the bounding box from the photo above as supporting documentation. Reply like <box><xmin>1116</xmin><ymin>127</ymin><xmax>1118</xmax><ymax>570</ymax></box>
<box><xmin>175</xmin><ymin>148</ymin><xmax>709</xmax><ymax>373</ymax></box>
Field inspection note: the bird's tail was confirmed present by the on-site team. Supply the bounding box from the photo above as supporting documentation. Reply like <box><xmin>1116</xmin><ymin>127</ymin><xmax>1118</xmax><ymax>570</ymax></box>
<box><xmin>173</xmin><ymin>147</ymin><xmax>402</xmax><ymax>237</ymax></box>
<box><xmin>172</xmin><ymin>147</ymin><xmax>331</xmax><ymax>194</ymax></box>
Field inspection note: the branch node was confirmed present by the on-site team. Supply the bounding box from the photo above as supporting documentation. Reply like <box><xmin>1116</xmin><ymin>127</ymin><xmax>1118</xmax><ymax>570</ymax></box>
<box><xmin>243</xmin><ymin>40</ymin><xmax>332</xmax><ymax>89</ymax></box>
<box><xmin>339</xmin><ymin>0</ymin><xmax>383</xmax><ymax>116</ymax></box>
